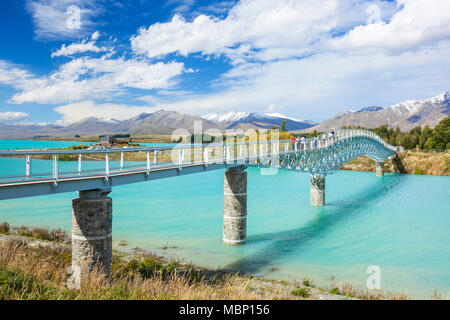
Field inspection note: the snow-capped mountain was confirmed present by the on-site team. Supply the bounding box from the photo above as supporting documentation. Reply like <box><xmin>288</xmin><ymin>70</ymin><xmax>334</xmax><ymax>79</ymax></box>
<box><xmin>304</xmin><ymin>91</ymin><xmax>450</xmax><ymax>132</ymax></box>
<box><xmin>203</xmin><ymin>111</ymin><xmax>249</xmax><ymax>123</ymax></box>
<box><xmin>202</xmin><ymin>112</ymin><xmax>317</xmax><ymax>131</ymax></box>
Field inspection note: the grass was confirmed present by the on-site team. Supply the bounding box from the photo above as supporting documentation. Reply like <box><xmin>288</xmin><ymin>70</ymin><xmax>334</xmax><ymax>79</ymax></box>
<box><xmin>0</xmin><ymin>238</ymin><xmax>288</xmax><ymax>300</ymax></box>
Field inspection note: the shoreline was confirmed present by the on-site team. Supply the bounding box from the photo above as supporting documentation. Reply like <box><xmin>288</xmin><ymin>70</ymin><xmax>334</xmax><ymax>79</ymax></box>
<box><xmin>0</xmin><ymin>223</ymin><xmax>414</xmax><ymax>300</ymax></box>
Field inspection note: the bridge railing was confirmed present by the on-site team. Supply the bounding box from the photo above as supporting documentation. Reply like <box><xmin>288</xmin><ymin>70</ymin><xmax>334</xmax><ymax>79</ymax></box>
<box><xmin>0</xmin><ymin>129</ymin><xmax>397</xmax><ymax>185</ymax></box>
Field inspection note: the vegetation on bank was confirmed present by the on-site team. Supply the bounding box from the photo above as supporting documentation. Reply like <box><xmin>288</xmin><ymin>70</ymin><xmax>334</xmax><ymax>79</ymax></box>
<box><xmin>341</xmin><ymin>115</ymin><xmax>450</xmax><ymax>151</ymax></box>
<box><xmin>0</xmin><ymin>223</ymin><xmax>415</xmax><ymax>300</ymax></box>
<box><xmin>340</xmin><ymin>150</ymin><xmax>450</xmax><ymax>176</ymax></box>
<box><xmin>300</xmin><ymin>115</ymin><xmax>450</xmax><ymax>151</ymax></box>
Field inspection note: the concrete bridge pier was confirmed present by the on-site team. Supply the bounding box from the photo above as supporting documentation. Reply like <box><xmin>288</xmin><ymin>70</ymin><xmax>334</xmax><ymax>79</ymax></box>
<box><xmin>376</xmin><ymin>161</ymin><xmax>384</xmax><ymax>177</ymax></box>
<box><xmin>310</xmin><ymin>174</ymin><xmax>325</xmax><ymax>206</ymax></box>
<box><xmin>71</xmin><ymin>188</ymin><xmax>113</xmax><ymax>283</ymax></box>
<box><xmin>223</xmin><ymin>167</ymin><xmax>247</xmax><ymax>245</ymax></box>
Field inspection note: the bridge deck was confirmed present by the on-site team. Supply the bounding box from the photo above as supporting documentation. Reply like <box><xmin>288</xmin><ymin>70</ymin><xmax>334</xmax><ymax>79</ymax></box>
<box><xmin>0</xmin><ymin>129</ymin><xmax>398</xmax><ymax>201</ymax></box>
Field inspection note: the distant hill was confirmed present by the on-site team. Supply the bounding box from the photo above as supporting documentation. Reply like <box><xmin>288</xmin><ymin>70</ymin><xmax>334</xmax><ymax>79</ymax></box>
<box><xmin>0</xmin><ymin>110</ymin><xmax>221</xmax><ymax>139</ymax></box>
<box><xmin>115</xmin><ymin>110</ymin><xmax>218</xmax><ymax>135</ymax></box>
<box><xmin>303</xmin><ymin>92</ymin><xmax>450</xmax><ymax>132</ymax></box>
<box><xmin>203</xmin><ymin>112</ymin><xmax>317</xmax><ymax>131</ymax></box>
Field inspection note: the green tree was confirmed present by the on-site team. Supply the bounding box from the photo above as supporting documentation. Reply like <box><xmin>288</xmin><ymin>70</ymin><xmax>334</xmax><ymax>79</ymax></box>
<box><xmin>426</xmin><ymin>115</ymin><xmax>450</xmax><ymax>150</ymax></box>
<box><xmin>419</xmin><ymin>125</ymin><xmax>433</xmax><ymax>149</ymax></box>
<box><xmin>308</xmin><ymin>130</ymin><xmax>319</xmax><ymax>138</ymax></box>
<box><xmin>373</xmin><ymin>125</ymin><xmax>389</xmax><ymax>141</ymax></box>
<box><xmin>280</xmin><ymin>120</ymin><xmax>288</xmax><ymax>132</ymax></box>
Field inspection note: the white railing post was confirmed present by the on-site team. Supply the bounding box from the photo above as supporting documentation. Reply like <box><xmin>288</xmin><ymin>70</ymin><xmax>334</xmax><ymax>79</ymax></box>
<box><xmin>204</xmin><ymin>147</ymin><xmax>209</xmax><ymax>165</ymax></box>
<box><xmin>78</xmin><ymin>154</ymin><xmax>82</xmax><ymax>175</ymax></box>
<box><xmin>105</xmin><ymin>154</ymin><xmax>109</xmax><ymax>177</ymax></box>
<box><xmin>52</xmin><ymin>154</ymin><xmax>59</xmax><ymax>180</ymax></box>
<box><xmin>25</xmin><ymin>155</ymin><xmax>31</xmax><ymax>178</ymax></box>
<box><xmin>154</xmin><ymin>151</ymin><xmax>158</xmax><ymax>165</ymax></box>
<box><xmin>179</xmin><ymin>148</ymin><xmax>184</xmax><ymax>167</ymax></box>
<box><xmin>245</xmin><ymin>143</ymin><xmax>249</xmax><ymax>162</ymax></box>
<box><xmin>120</xmin><ymin>152</ymin><xmax>124</xmax><ymax>171</ymax></box>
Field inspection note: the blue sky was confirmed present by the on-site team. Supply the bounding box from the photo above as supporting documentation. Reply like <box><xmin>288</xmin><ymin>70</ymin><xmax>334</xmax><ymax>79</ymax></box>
<box><xmin>0</xmin><ymin>0</ymin><xmax>449</xmax><ymax>125</ymax></box>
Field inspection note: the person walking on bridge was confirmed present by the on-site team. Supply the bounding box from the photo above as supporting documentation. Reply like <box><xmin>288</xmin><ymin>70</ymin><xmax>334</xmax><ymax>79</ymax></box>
<box><xmin>291</xmin><ymin>136</ymin><xmax>296</xmax><ymax>150</ymax></box>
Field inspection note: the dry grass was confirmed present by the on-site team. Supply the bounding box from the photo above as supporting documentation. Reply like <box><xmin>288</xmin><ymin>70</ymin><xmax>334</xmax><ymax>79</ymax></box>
<box><xmin>0</xmin><ymin>223</ymin><xmax>415</xmax><ymax>300</ymax></box>
<box><xmin>15</xmin><ymin>226</ymin><xmax>68</xmax><ymax>242</ymax></box>
<box><xmin>340</xmin><ymin>151</ymin><xmax>450</xmax><ymax>176</ymax></box>
<box><xmin>0</xmin><ymin>238</ymin><xmax>284</xmax><ymax>300</ymax></box>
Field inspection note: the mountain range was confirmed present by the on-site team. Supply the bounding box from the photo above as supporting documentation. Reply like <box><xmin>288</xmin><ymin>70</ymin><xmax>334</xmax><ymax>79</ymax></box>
<box><xmin>0</xmin><ymin>110</ymin><xmax>317</xmax><ymax>139</ymax></box>
<box><xmin>203</xmin><ymin>111</ymin><xmax>317</xmax><ymax>131</ymax></box>
<box><xmin>302</xmin><ymin>91</ymin><xmax>450</xmax><ymax>132</ymax></box>
<box><xmin>0</xmin><ymin>92</ymin><xmax>448</xmax><ymax>139</ymax></box>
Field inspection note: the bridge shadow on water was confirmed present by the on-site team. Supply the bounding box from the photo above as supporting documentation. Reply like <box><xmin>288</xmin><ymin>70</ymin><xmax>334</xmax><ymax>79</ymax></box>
<box><xmin>224</xmin><ymin>173</ymin><xmax>405</xmax><ymax>274</ymax></box>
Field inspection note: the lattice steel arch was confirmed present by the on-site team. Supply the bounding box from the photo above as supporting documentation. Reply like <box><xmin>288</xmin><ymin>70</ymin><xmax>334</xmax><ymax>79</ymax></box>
<box><xmin>256</xmin><ymin>129</ymin><xmax>399</xmax><ymax>176</ymax></box>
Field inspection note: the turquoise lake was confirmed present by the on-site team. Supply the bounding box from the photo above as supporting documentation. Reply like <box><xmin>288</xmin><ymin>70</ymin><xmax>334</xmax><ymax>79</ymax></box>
<box><xmin>0</xmin><ymin>140</ymin><xmax>449</xmax><ymax>299</ymax></box>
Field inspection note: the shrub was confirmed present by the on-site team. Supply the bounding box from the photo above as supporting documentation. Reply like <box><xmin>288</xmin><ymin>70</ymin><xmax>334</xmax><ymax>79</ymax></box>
<box><xmin>0</xmin><ymin>222</ymin><xmax>10</xmax><ymax>234</ymax></box>
<box><xmin>17</xmin><ymin>226</ymin><xmax>67</xmax><ymax>242</ymax></box>
<box><xmin>330</xmin><ymin>287</ymin><xmax>340</xmax><ymax>295</ymax></box>
<box><xmin>291</xmin><ymin>287</ymin><xmax>309</xmax><ymax>298</ymax></box>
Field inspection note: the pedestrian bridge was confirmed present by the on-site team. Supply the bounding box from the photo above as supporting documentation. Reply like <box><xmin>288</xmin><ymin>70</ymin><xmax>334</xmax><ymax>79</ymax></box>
<box><xmin>0</xmin><ymin>129</ymin><xmax>398</xmax><ymax>281</ymax></box>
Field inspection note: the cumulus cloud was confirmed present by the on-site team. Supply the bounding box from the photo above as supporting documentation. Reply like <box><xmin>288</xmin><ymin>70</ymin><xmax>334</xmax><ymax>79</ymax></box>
<box><xmin>51</xmin><ymin>31</ymin><xmax>108</xmax><ymax>57</ymax></box>
<box><xmin>329</xmin><ymin>0</ymin><xmax>450</xmax><ymax>54</ymax></box>
<box><xmin>7</xmin><ymin>57</ymin><xmax>185</xmax><ymax>104</ymax></box>
<box><xmin>131</xmin><ymin>0</ymin><xmax>450</xmax><ymax>62</ymax></box>
<box><xmin>150</xmin><ymin>42</ymin><xmax>450</xmax><ymax>120</ymax></box>
<box><xmin>5</xmin><ymin>0</ymin><xmax>450</xmax><ymax>124</ymax></box>
<box><xmin>0</xmin><ymin>61</ymin><xmax>34</xmax><ymax>85</ymax></box>
<box><xmin>54</xmin><ymin>101</ymin><xmax>158</xmax><ymax>123</ymax></box>
<box><xmin>131</xmin><ymin>0</ymin><xmax>339</xmax><ymax>61</ymax></box>
<box><xmin>0</xmin><ymin>111</ymin><xmax>29</xmax><ymax>123</ymax></box>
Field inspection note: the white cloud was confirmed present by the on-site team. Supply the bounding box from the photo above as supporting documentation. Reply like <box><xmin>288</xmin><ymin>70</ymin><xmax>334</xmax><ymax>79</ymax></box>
<box><xmin>329</xmin><ymin>0</ymin><xmax>450</xmax><ymax>54</ymax></box>
<box><xmin>151</xmin><ymin>42</ymin><xmax>450</xmax><ymax>121</ymax></box>
<box><xmin>7</xmin><ymin>57</ymin><xmax>185</xmax><ymax>104</ymax></box>
<box><xmin>0</xmin><ymin>61</ymin><xmax>34</xmax><ymax>85</ymax></box>
<box><xmin>26</xmin><ymin>0</ymin><xmax>100</xmax><ymax>40</ymax></box>
<box><xmin>51</xmin><ymin>32</ymin><xmax>108</xmax><ymax>57</ymax></box>
<box><xmin>54</xmin><ymin>101</ymin><xmax>158</xmax><ymax>124</ymax></box>
<box><xmin>131</xmin><ymin>0</ymin><xmax>339</xmax><ymax>61</ymax></box>
<box><xmin>0</xmin><ymin>111</ymin><xmax>29</xmax><ymax>123</ymax></box>
<box><xmin>127</xmin><ymin>0</ymin><xmax>450</xmax><ymax>121</ymax></box>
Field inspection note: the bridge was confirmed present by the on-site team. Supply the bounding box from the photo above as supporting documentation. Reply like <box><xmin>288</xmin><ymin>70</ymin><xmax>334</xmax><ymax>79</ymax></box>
<box><xmin>0</xmin><ymin>129</ymin><xmax>398</xmax><ymax>281</ymax></box>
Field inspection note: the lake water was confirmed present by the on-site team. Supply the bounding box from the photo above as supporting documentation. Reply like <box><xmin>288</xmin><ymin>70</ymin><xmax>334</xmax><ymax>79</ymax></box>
<box><xmin>0</xmin><ymin>139</ymin><xmax>173</xmax><ymax>150</ymax></box>
<box><xmin>0</xmin><ymin>140</ymin><xmax>449</xmax><ymax>299</ymax></box>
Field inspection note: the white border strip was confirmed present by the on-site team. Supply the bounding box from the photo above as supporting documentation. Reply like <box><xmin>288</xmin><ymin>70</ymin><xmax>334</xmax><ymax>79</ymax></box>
<box><xmin>223</xmin><ymin>215</ymin><xmax>246</xmax><ymax>220</ymax></box>
<box><xmin>72</xmin><ymin>233</ymin><xmax>112</xmax><ymax>241</ymax></box>
<box><xmin>223</xmin><ymin>238</ymin><xmax>246</xmax><ymax>245</ymax></box>
<box><xmin>224</xmin><ymin>192</ymin><xmax>247</xmax><ymax>196</ymax></box>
